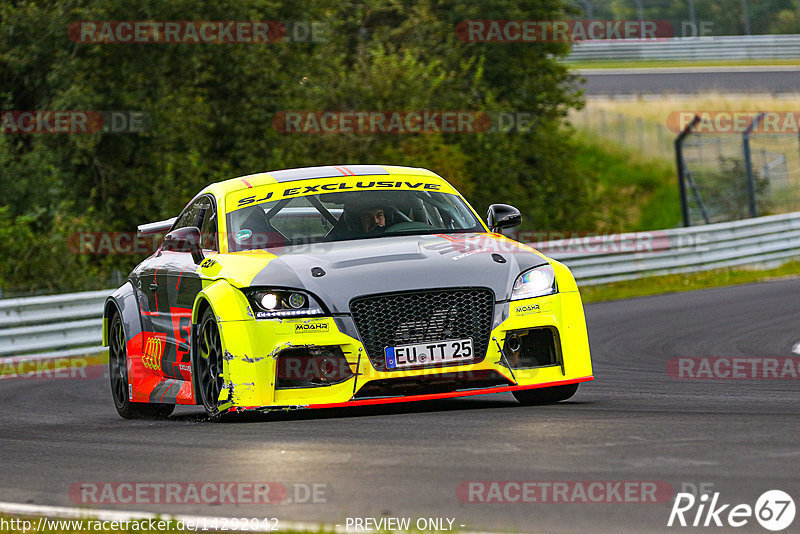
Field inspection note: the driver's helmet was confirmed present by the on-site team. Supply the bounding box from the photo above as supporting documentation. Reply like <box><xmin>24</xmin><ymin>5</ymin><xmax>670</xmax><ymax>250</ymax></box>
<box><xmin>343</xmin><ymin>198</ymin><xmax>393</xmax><ymax>234</ymax></box>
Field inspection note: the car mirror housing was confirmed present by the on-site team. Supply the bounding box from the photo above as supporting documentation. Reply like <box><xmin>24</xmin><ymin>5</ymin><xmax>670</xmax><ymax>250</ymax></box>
<box><xmin>487</xmin><ymin>204</ymin><xmax>522</xmax><ymax>233</ymax></box>
<box><xmin>163</xmin><ymin>226</ymin><xmax>204</xmax><ymax>264</ymax></box>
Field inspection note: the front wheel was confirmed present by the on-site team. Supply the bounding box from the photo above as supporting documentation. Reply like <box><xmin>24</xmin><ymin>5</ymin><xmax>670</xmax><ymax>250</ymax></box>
<box><xmin>194</xmin><ymin>307</ymin><xmax>229</xmax><ymax>421</ymax></box>
<box><xmin>512</xmin><ymin>383</ymin><xmax>580</xmax><ymax>406</ymax></box>
<box><xmin>108</xmin><ymin>313</ymin><xmax>174</xmax><ymax>419</ymax></box>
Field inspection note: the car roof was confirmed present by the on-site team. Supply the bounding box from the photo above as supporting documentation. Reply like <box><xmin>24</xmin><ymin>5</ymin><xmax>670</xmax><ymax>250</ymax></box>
<box><xmin>200</xmin><ymin>165</ymin><xmax>442</xmax><ymax>199</ymax></box>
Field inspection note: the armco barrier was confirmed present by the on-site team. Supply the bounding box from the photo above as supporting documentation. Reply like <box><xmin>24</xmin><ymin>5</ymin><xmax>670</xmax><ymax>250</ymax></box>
<box><xmin>0</xmin><ymin>289</ymin><xmax>110</xmax><ymax>361</ymax></box>
<box><xmin>566</xmin><ymin>34</ymin><xmax>800</xmax><ymax>62</ymax></box>
<box><xmin>541</xmin><ymin>212</ymin><xmax>800</xmax><ymax>284</ymax></box>
<box><xmin>2</xmin><ymin>212</ymin><xmax>800</xmax><ymax>361</ymax></box>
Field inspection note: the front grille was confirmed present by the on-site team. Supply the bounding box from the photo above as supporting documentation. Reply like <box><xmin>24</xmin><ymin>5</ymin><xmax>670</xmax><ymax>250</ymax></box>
<box><xmin>350</xmin><ymin>288</ymin><xmax>494</xmax><ymax>372</ymax></box>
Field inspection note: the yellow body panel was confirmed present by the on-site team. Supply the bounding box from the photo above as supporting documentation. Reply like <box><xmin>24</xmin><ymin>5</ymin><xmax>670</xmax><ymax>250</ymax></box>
<box><xmin>198</xmin><ymin>281</ymin><xmax>592</xmax><ymax>410</ymax></box>
<box><xmin>125</xmin><ymin>165</ymin><xmax>593</xmax><ymax>411</ymax></box>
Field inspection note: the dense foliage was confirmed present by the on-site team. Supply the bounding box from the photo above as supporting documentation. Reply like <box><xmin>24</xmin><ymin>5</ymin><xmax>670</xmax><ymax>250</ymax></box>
<box><xmin>1</xmin><ymin>0</ymin><xmax>597</xmax><ymax>295</ymax></box>
<box><xmin>5</xmin><ymin>0</ymin><xmax>795</xmax><ymax>295</ymax></box>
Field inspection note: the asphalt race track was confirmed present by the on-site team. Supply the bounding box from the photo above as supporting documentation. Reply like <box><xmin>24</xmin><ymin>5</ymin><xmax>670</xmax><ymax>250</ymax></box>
<box><xmin>1</xmin><ymin>278</ymin><xmax>799</xmax><ymax>533</ymax></box>
<box><xmin>578</xmin><ymin>66</ymin><xmax>800</xmax><ymax>95</ymax></box>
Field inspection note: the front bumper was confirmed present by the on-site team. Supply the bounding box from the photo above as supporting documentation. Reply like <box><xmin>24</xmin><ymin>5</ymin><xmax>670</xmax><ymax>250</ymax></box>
<box><xmin>213</xmin><ymin>289</ymin><xmax>593</xmax><ymax>412</ymax></box>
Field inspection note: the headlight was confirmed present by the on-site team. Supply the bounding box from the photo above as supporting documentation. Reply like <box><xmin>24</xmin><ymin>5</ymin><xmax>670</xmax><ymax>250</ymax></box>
<box><xmin>246</xmin><ymin>289</ymin><xmax>325</xmax><ymax>319</ymax></box>
<box><xmin>511</xmin><ymin>264</ymin><xmax>556</xmax><ymax>300</ymax></box>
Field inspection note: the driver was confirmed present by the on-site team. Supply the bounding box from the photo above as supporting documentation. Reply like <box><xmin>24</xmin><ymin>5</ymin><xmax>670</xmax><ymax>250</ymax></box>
<box><xmin>359</xmin><ymin>206</ymin><xmax>386</xmax><ymax>233</ymax></box>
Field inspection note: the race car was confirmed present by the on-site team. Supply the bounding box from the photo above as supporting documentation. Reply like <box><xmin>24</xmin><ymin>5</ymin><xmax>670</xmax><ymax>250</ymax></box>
<box><xmin>103</xmin><ymin>165</ymin><xmax>593</xmax><ymax>420</ymax></box>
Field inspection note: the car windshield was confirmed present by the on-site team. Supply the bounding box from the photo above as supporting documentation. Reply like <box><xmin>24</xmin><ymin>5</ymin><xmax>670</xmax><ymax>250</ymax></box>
<box><xmin>226</xmin><ymin>190</ymin><xmax>483</xmax><ymax>251</ymax></box>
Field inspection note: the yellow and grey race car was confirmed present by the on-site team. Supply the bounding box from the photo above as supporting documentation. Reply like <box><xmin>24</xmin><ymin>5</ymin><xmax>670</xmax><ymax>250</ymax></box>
<box><xmin>103</xmin><ymin>165</ymin><xmax>593</xmax><ymax>420</ymax></box>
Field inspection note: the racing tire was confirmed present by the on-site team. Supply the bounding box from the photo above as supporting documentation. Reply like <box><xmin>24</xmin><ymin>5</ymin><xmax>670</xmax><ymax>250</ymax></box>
<box><xmin>194</xmin><ymin>307</ymin><xmax>231</xmax><ymax>422</ymax></box>
<box><xmin>512</xmin><ymin>383</ymin><xmax>579</xmax><ymax>406</ymax></box>
<box><xmin>108</xmin><ymin>312</ymin><xmax>174</xmax><ymax>419</ymax></box>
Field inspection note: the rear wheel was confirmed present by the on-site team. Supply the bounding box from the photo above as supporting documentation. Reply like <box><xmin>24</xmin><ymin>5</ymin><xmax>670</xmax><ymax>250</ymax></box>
<box><xmin>512</xmin><ymin>383</ymin><xmax>579</xmax><ymax>406</ymax></box>
<box><xmin>108</xmin><ymin>312</ymin><xmax>174</xmax><ymax>419</ymax></box>
<box><xmin>194</xmin><ymin>307</ymin><xmax>229</xmax><ymax>421</ymax></box>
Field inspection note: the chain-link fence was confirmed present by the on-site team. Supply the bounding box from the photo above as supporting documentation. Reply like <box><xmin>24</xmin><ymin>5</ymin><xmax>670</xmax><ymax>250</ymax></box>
<box><xmin>570</xmin><ymin>106</ymin><xmax>675</xmax><ymax>160</ymax></box>
<box><xmin>749</xmin><ymin>131</ymin><xmax>800</xmax><ymax>215</ymax></box>
<box><xmin>676</xmin><ymin>113</ymin><xmax>800</xmax><ymax>226</ymax></box>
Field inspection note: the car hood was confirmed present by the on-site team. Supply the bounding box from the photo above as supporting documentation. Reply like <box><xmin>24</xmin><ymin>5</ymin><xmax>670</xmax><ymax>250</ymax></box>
<box><xmin>242</xmin><ymin>233</ymin><xmax>548</xmax><ymax>314</ymax></box>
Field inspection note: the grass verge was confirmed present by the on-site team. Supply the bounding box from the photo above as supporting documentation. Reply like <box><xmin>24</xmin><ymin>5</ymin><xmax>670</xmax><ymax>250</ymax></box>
<box><xmin>579</xmin><ymin>261</ymin><xmax>800</xmax><ymax>303</ymax></box>
<box><xmin>571</xmin><ymin>132</ymin><xmax>680</xmax><ymax>232</ymax></box>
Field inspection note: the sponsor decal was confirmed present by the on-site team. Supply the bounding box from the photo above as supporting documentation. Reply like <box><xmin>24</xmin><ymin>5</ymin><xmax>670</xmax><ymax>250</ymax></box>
<box><xmin>234</xmin><ymin>229</ymin><xmax>253</xmax><ymax>242</ymax></box>
<box><xmin>235</xmin><ymin>180</ymin><xmax>443</xmax><ymax>208</ymax></box>
<box><xmin>515</xmin><ymin>304</ymin><xmax>541</xmax><ymax>315</ymax></box>
<box><xmin>294</xmin><ymin>323</ymin><xmax>329</xmax><ymax>333</ymax></box>
<box><xmin>199</xmin><ymin>257</ymin><xmax>218</xmax><ymax>269</ymax></box>
<box><xmin>142</xmin><ymin>335</ymin><xmax>164</xmax><ymax>371</ymax></box>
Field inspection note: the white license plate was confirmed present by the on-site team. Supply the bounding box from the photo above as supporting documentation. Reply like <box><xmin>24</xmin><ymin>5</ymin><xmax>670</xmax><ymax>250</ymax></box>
<box><xmin>385</xmin><ymin>338</ymin><xmax>474</xmax><ymax>369</ymax></box>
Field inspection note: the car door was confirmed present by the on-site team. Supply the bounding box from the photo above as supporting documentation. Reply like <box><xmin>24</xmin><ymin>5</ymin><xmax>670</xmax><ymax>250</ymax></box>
<box><xmin>131</xmin><ymin>248</ymin><xmax>171</xmax><ymax>356</ymax></box>
<box><xmin>161</xmin><ymin>195</ymin><xmax>218</xmax><ymax>379</ymax></box>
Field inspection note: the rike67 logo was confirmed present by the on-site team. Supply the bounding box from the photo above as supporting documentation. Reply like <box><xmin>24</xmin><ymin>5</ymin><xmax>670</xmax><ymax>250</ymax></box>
<box><xmin>668</xmin><ymin>490</ymin><xmax>795</xmax><ymax>531</ymax></box>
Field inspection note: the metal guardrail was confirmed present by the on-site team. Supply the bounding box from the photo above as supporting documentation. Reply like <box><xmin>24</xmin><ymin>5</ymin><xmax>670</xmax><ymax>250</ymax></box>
<box><xmin>566</xmin><ymin>34</ymin><xmax>800</xmax><ymax>62</ymax></box>
<box><xmin>543</xmin><ymin>211</ymin><xmax>800</xmax><ymax>285</ymax></box>
<box><xmin>0</xmin><ymin>290</ymin><xmax>109</xmax><ymax>361</ymax></box>
<box><xmin>2</xmin><ymin>212</ymin><xmax>800</xmax><ymax>361</ymax></box>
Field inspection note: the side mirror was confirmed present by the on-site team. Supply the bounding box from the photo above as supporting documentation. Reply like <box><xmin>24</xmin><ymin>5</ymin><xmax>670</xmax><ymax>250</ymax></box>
<box><xmin>487</xmin><ymin>204</ymin><xmax>522</xmax><ymax>233</ymax></box>
<box><xmin>163</xmin><ymin>226</ymin><xmax>204</xmax><ymax>264</ymax></box>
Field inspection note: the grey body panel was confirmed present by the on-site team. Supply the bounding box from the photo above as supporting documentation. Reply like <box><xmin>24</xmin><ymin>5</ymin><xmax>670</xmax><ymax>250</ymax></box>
<box><xmin>249</xmin><ymin>233</ymin><xmax>547</xmax><ymax>314</ymax></box>
<box><xmin>104</xmin><ymin>281</ymin><xmax>144</xmax><ymax>342</ymax></box>
<box><xmin>268</xmin><ymin>165</ymin><xmax>390</xmax><ymax>183</ymax></box>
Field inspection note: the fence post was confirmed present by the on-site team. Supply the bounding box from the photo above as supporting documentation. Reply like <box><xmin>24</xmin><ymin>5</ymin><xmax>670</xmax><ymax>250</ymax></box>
<box><xmin>675</xmin><ymin>115</ymin><xmax>700</xmax><ymax>227</ymax></box>
<box><xmin>638</xmin><ymin>118</ymin><xmax>644</xmax><ymax>152</ymax></box>
<box><xmin>742</xmin><ymin>112</ymin><xmax>764</xmax><ymax>219</ymax></box>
